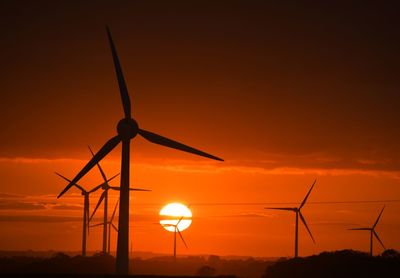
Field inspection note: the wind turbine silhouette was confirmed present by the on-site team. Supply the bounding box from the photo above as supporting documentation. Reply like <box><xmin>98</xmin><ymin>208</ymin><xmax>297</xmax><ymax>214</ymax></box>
<box><xmin>57</xmin><ymin>27</ymin><xmax>223</xmax><ymax>274</ymax></box>
<box><xmin>265</xmin><ymin>180</ymin><xmax>316</xmax><ymax>258</ymax></box>
<box><xmin>162</xmin><ymin>216</ymin><xmax>188</xmax><ymax>260</ymax></box>
<box><xmin>55</xmin><ymin>172</ymin><xmax>116</xmax><ymax>256</ymax></box>
<box><xmin>91</xmin><ymin>199</ymin><xmax>120</xmax><ymax>255</ymax></box>
<box><xmin>348</xmin><ymin>205</ymin><xmax>386</xmax><ymax>256</ymax></box>
<box><xmin>88</xmin><ymin>146</ymin><xmax>150</xmax><ymax>254</ymax></box>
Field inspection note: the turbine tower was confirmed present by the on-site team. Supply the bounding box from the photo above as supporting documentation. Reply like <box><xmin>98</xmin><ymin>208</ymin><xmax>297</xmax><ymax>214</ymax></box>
<box><xmin>162</xmin><ymin>216</ymin><xmax>188</xmax><ymax>260</ymax></box>
<box><xmin>57</xmin><ymin>27</ymin><xmax>223</xmax><ymax>274</ymax></box>
<box><xmin>89</xmin><ymin>145</ymin><xmax>117</xmax><ymax>254</ymax></box>
<box><xmin>55</xmin><ymin>172</ymin><xmax>113</xmax><ymax>256</ymax></box>
<box><xmin>91</xmin><ymin>199</ymin><xmax>120</xmax><ymax>254</ymax></box>
<box><xmin>265</xmin><ymin>180</ymin><xmax>316</xmax><ymax>258</ymax></box>
<box><xmin>88</xmin><ymin>146</ymin><xmax>150</xmax><ymax>254</ymax></box>
<box><xmin>348</xmin><ymin>205</ymin><xmax>386</xmax><ymax>256</ymax></box>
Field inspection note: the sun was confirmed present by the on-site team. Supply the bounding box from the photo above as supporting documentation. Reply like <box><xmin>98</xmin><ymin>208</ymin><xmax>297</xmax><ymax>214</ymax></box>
<box><xmin>159</xmin><ymin>203</ymin><xmax>192</xmax><ymax>232</ymax></box>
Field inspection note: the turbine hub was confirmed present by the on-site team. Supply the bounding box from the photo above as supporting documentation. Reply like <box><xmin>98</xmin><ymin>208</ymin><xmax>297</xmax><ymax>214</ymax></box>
<box><xmin>117</xmin><ymin>118</ymin><xmax>139</xmax><ymax>140</ymax></box>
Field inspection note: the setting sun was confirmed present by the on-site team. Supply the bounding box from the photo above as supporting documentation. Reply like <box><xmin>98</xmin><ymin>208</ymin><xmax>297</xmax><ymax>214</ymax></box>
<box><xmin>159</xmin><ymin>203</ymin><xmax>192</xmax><ymax>232</ymax></box>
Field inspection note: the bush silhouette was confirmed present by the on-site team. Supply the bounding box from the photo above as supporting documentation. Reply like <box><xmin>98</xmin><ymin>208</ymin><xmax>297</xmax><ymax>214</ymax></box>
<box><xmin>263</xmin><ymin>249</ymin><xmax>400</xmax><ymax>278</ymax></box>
<box><xmin>197</xmin><ymin>265</ymin><xmax>216</xmax><ymax>276</ymax></box>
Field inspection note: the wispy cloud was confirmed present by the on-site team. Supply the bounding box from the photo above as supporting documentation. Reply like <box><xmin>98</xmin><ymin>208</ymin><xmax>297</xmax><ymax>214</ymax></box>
<box><xmin>0</xmin><ymin>157</ymin><xmax>83</xmax><ymax>164</ymax></box>
<box><xmin>0</xmin><ymin>192</ymin><xmax>24</xmax><ymax>199</ymax></box>
<box><xmin>1</xmin><ymin>153</ymin><xmax>400</xmax><ymax>177</ymax></box>
<box><xmin>0</xmin><ymin>215</ymin><xmax>81</xmax><ymax>223</ymax></box>
<box><xmin>141</xmin><ymin>163</ymin><xmax>400</xmax><ymax>179</ymax></box>
<box><xmin>0</xmin><ymin>200</ymin><xmax>46</xmax><ymax>210</ymax></box>
<box><xmin>51</xmin><ymin>204</ymin><xmax>82</xmax><ymax>210</ymax></box>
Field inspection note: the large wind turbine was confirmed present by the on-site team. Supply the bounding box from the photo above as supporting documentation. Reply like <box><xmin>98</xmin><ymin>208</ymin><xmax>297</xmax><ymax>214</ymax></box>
<box><xmin>91</xmin><ymin>199</ymin><xmax>120</xmax><ymax>254</ymax></box>
<box><xmin>162</xmin><ymin>216</ymin><xmax>188</xmax><ymax>260</ymax></box>
<box><xmin>88</xmin><ymin>146</ymin><xmax>150</xmax><ymax>254</ymax></box>
<box><xmin>57</xmin><ymin>27</ymin><xmax>223</xmax><ymax>274</ymax></box>
<box><xmin>265</xmin><ymin>180</ymin><xmax>316</xmax><ymax>258</ymax></box>
<box><xmin>55</xmin><ymin>172</ymin><xmax>116</xmax><ymax>256</ymax></box>
<box><xmin>348</xmin><ymin>205</ymin><xmax>386</xmax><ymax>256</ymax></box>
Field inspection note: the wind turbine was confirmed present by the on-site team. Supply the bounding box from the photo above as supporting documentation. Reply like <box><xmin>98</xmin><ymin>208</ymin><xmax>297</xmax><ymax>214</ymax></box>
<box><xmin>161</xmin><ymin>216</ymin><xmax>188</xmax><ymax>260</ymax></box>
<box><xmin>57</xmin><ymin>27</ymin><xmax>223</xmax><ymax>274</ymax></box>
<box><xmin>89</xmin><ymin>176</ymin><xmax>151</xmax><ymax>253</ymax></box>
<box><xmin>55</xmin><ymin>172</ymin><xmax>115</xmax><ymax>256</ymax></box>
<box><xmin>88</xmin><ymin>146</ymin><xmax>150</xmax><ymax>254</ymax></box>
<box><xmin>348</xmin><ymin>205</ymin><xmax>386</xmax><ymax>256</ymax></box>
<box><xmin>265</xmin><ymin>180</ymin><xmax>316</xmax><ymax>258</ymax></box>
<box><xmin>91</xmin><ymin>199</ymin><xmax>120</xmax><ymax>255</ymax></box>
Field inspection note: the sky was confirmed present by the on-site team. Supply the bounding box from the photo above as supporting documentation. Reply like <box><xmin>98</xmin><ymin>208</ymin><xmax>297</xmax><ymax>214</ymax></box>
<box><xmin>0</xmin><ymin>1</ymin><xmax>399</xmax><ymax>257</ymax></box>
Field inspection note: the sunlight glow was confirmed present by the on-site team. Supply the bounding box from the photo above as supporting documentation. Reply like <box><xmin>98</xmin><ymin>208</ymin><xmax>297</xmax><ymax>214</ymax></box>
<box><xmin>159</xmin><ymin>202</ymin><xmax>192</xmax><ymax>232</ymax></box>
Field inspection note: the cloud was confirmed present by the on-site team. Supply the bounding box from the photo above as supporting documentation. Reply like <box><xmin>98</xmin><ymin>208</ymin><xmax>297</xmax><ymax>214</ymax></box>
<box><xmin>0</xmin><ymin>157</ymin><xmax>83</xmax><ymax>164</ymax></box>
<box><xmin>51</xmin><ymin>204</ymin><xmax>82</xmax><ymax>210</ymax></box>
<box><xmin>0</xmin><ymin>200</ymin><xmax>46</xmax><ymax>210</ymax></box>
<box><xmin>0</xmin><ymin>192</ymin><xmax>81</xmax><ymax>211</ymax></box>
<box><xmin>1</xmin><ymin>153</ymin><xmax>400</xmax><ymax>177</ymax></box>
<box><xmin>219</xmin><ymin>212</ymin><xmax>275</xmax><ymax>218</ymax></box>
<box><xmin>311</xmin><ymin>221</ymin><xmax>361</xmax><ymax>227</ymax></box>
<box><xmin>0</xmin><ymin>192</ymin><xmax>24</xmax><ymax>199</ymax></box>
<box><xmin>0</xmin><ymin>215</ymin><xmax>81</xmax><ymax>223</ymax></box>
<box><xmin>141</xmin><ymin>162</ymin><xmax>400</xmax><ymax>180</ymax></box>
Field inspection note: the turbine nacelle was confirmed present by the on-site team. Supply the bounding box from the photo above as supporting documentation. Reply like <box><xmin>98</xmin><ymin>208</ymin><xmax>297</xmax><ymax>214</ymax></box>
<box><xmin>117</xmin><ymin>118</ymin><xmax>138</xmax><ymax>140</ymax></box>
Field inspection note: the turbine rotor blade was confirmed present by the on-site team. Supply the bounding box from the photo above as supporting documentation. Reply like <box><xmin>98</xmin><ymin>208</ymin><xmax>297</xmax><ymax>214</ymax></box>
<box><xmin>111</xmin><ymin>223</ymin><xmax>118</xmax><ymax>232</ymax></box>
<box><xmin>107</xmin><ymin>173</ymin><xmax>120</xmax><ymax>183</ymax></box>
<box><xmin>54</xmin><ymin>172</ymin><xmax>85</xmax><ymax>193</ymax></box>
<box><xmin>373</xmin><ymin>230</ymin><xmax>385</xmax><ymax>249</ymax></box>
<box><xmin>57</xmin><ymin>135</ymin><xmax>121</xmax><ymax>198</ymax></box>
<box><xmin>373</xmin><ymin>205</ymin><xmax>385</xmax><ymax>229</ymax></box>
<box><xmin>88</xmin><ymin>145</ymin><xmax>108</xmax><ymax>183</ymax></box>
<box><xmin>300</xmin><ymin>179</ymin><xmax>316</xmax><ymax>209</ymax></box>
<box><xmin>299</xmin><ymin>211</ymin><xmax>315</xmax><ymax>243</ymax></box>
<box><xmin>110</xmin><ymin>199</ymin><xmax>119</xmax><ymax>222</ymax></box>
<box><xmin>88</xmin><ymin>184</ymin><xmax>103</xmax><ymax>194</ymax></box>
<box><xmin>177</xmin><ymin>229</ymin><xmax>188</xmax><ymax>249</ymax></box>
<box><xmin>90</xmin><ymin>191</ymin><xmax>106</xmax><ymax>221</ymax></box>
<box><xmin>176</xmin><ymin>215</ymin><xmax>185</xmax><ymax>226</ymax></box>
<box><xmin>106</xmin><ymin>26</ymin><xmax>131</xmax><ymax>118</ymax></box>
<box><xmin>265</xmin><ymin>207</ymin><xmax>296</xmax><ymax>211</ymax></box>
<box><xmin>129</xmin><ymin>188</ymin><xmax>151</xmax><ymax>192</ymax></box>
<box><xmin>109</xmin><ymin>186</ymin><xmax>151</xmax><ymax>192</ymax></box>
<box><xmin>138</xmin><ymin>129</ymin><xmax>223</xmax><ymax>161</ymax></box>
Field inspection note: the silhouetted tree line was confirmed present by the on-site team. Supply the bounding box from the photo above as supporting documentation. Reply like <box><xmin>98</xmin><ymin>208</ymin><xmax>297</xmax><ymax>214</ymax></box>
<box><xmin>0</xmin><ymin>252</ymin><xmax>115</xmax><ymax>274</ymax></box>
<box><xmin>131</xmin><ymin>255</ymin><xmax>271</xmax><ymax>277</ymax></box>
<box><xmin>0</xmin><ymin>252</ymin><xmax>243</xmax><ymax>277</ymax></box>
<box><xmin>263</xmin><ymin>249</ymin><xmax>400</xmax><ymax>278</ymax></box>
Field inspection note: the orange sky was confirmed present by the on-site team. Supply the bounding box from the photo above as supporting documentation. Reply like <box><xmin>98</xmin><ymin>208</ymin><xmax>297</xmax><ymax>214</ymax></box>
<box><xmin>0</xmin><ymin>1</ymin><xmax>399</xmax><ymax>257</ymax></box>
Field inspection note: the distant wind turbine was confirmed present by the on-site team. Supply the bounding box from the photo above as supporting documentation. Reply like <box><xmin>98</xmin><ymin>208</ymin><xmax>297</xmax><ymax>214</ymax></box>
<box><xmin>55</xmin><ymin>172</ymin><xmax>115</xmax><ymax>256</ymax></box>
<box><xmin>88</xmin><ymin>146</ymin><xmax>150</xmax><ymax>254</ymax></box>
<box><xmin>91</xmin><ymin>199</ymin><xmax>120</xmax><ymax>254</ymax></box>
<box><xmin>57</xmin><ymin>26</ymin><xmax>223</xmax><ymax>274</ymax></box>
<box><xmin>162</xmin><ymin>216</ymin><xmax>188</xmax><ymax>260</ymax></box>
<box><xmin>265</xmin><ymin>180</ymin><xmax>316</xmax><ymax>258</ymax></box>
<box><xmin>348</xmin><ymin>205</ymin><xmax>386</xmax><ymax>256</ymax></box>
